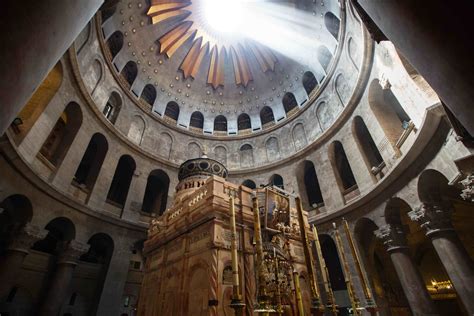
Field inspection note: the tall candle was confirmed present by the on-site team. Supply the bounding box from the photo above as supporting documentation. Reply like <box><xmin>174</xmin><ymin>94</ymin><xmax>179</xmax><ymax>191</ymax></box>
<box><xmin>230</xmin><ymin>196</ymin><xmax>240</xmax><ymax>291</ymax></box>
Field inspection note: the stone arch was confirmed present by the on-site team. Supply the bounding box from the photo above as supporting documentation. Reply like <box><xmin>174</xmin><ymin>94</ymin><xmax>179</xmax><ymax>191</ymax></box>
<box><xmin>260</xmin><ymin>106</ymin><xmax>275</xmax><ymax>127</ymax></box>
<box><xmin>140</xmin><ymin>84</ymin><xmax>157</xmax><ymax>106</ymax></box>
<box><xmin>315</xmin><ymin>101</ymin><xmax>334</xmax><ymax>131</ymax></box>
<box><xmin>39</xmin><ymin>101</ymin><xmax>82</xmax><ymax>168</ymax></box>
<box><xmin>239</xmin><ymin>144</ymin><xmax>254</xmax><ymax>168</ymax></box>
<box><xmin>88</xmin><ymin>58</ymin><xmax>104</xmax><ymax>96</ymax></box>
<box><xmin>317</xmin><ymin>46</ymin><xmax>333</xmax><ymax>72</ymax></box>
<box><xmin>265</xmin><ymin>136</ymin><xmax>280</xmax><ymax>162</ymax></box>
<box><xmin>0</xmin><ymin>195</ymin><xmax>33</xmax><ymax>247</ymax></box>
<box><xmin>103</xmin><ymin>91</ymin><xmax>122</xmax><ymax>124</ymax></box>
<box><xmin>282</xmin><ymin>92</ymin><xmax>297</xmax><ymax>114</ymax></box>
<box><xmin>302</xmin><ymin>71</ymin><xmax>318</xmax><ymax>95</ymax></box>
<box><xmin>292</xmin><ymin>122</ymin><xmax>307</xmax><ymax>151</ymax></box>
<box><xmin>190</xmin><ymin>111</ymin><xmax>204</xmax><ymax>130</ymax></box>
<box><xmin>328</xmin><ymin>141</ymin><xmax>358</xmax><ymax>195</ymax></box>
<box><xmin>32</xmin><ymin>217</ymin><xmax>76</xmax><ymax>254</ymax></box>
<box><xmin>335</xmin><ymin>73</ymin><xmax>350</xmax><ymax>106</ymax></box>
<box><xmin>324</xmin><ymin>11</ymin><xmax>340</xmax><ymax>39</ymax></box>
<box><xmin>188</xmin><ymin>142</ymin><xmax>202</xmax><ymax>158</ymax></box>
<box><xmin>164</xmin><ymin>101</ymin><xmax>180</xmax><ymax>122</ymax></box>
<box><xmin>214</xmin><ymin>115</ymin><xmax>228</xmax><ymax>132</ymax></box>
<box><xmin>120</xmin><ymin>61</ymin><xmax>138</xmax><ymax>88</ymax></box>
<box><xmin>347</xmin><ymin>37</ymin><xmax>360</xmax><ymax>71</ymax></box>
<box><xmin>417</xmin><ymin>169</ymin><xmax>453</xmax><ymax>205</ymax></box>
<box><xmin>73</xmin><ymin>133</ymin><xmax>109</xmax><ymax>192</ymax></box>
<box><xmin>158</xmin><ymin>132</ymin><xmax>173</xmax><ymax>159</ymax></box>
<box><xmin>213</xmin><ymin>145</ymin><xmax>227</xmax><ymax>166</ymax></box>
<box><xmin>127</xmin><ymin>114</ymin><xmax>146</xmax><ymax>145</ymax></box>
<box><xmin>142</xmin><ymin>170</ymin><xmax>170</xmax><ymax>215</ymax></box>
<box><xmin>368</xmin><ymin>79</ymin><xmax>411</xmax><ymax>148</ymax></box>
<box><xmin>14</xmin><ymin>61</ymin><xmax>63</xmax><ymax>143</ymax></box>
<box><xmin>107</xmin><ymin>155</ymin><xmax>136</xmax><ymax>207</ymax></box>
<box><xmin>352</xmin><ymin>116</ymin><xmax>384</xmax><ymax>179</ymax></box>
<box><xmin>75</xmin><ymin>22</ymin><xmax>92</xmax><ymax>56</ymax></box>
<box><xmin>106</xmin><ymin>30</ymin><xmax>123</xmax><ymax>60</ymax></box>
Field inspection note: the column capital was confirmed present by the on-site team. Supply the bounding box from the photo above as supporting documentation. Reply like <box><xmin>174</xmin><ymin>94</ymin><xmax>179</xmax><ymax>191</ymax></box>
<box><xmin>7</xmin><ymin>223</ymin><xmax>48</xmax><ymax>253</ymax></box>
<box><xmin>460</xmin><ymin>173</ymin><xmax>474</xmax><ymax>202</ymax></box>
<box><xmin>408</xmin><ymin>203</ymin><xmax>453</xmax><ymax>236</ymax></box>
<box><xmin>57</xmin><ymin>240</ymin><xmax>90</xmax><ymax>265</ymax></box>
<box><xmin>374</xmin><ymin>224</ymin><xmax>408</xmax><ymax>252</ymax></box>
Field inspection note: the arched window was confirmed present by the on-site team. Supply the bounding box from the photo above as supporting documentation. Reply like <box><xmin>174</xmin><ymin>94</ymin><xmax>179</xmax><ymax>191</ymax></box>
<box><xmin>260</xmin><ymin>106</ymin><xmax>275</xmax><ymax>126</ymax></box>
<box><xmin>237</xmin><ymin>113</ymin><xmax>251</xmax><ymax>131</ymax></box>
<box><xmin>324</xmin><ymin>12</ymin><xmax>340</xmax><ymax>39</ymax></box>
<box><xmin>128</xmin><ymin>115</ymin><xmax>145</xmax><ymax>145</ymax></box>
<box><xmin>13</xmin><ymin>62</ymin><xmax>63</xmax><ymax>143</ymax></box>
<box><xmin>282</xmin><ymin>92</ymin><xmax>298</xmax><ymax>114</ymax></box>
<box><xmin>303</xmin><ymin>161</ymin><xmax>324</xmax><ymax>207</ymax></box>
<box><xmin>32</xmin><ymin>217</ymin><xmax>76</xmax><ymax>254</ymax></box>
<box><xmin>100</xmin><ymin>0</ymin><xmax>119</xmax><ymax>22</ymax></box>
<box><xmin>329</xmin><ymin>141</ymin><xmax>358</xmax><ymax>194</ymax></box>
<box><xmin>242</xmin><ymin>179</ymin><xmax>256</xmax><ymax>189</ymax></box>
<box><xmin>214</xmin><ymin>145</ymin><xmax>227</xmax><ymax>166</ymax></box>
<box><xmin>140</xmin><ymin>84</ymin><xmax>157</xmax><ymax>106</ymax></box>
<box><xmin>142</xmin><ymin>170</ymin><xmax>170</xmax><ymax>215</ymax></box>
<box><xmin>103</xmin><ymin>91</ymin><xmax>122</xmax><ymax>124</ymax></box>
<box><xmin>302</xmin><ymin>71</ymin><xmax>318</xmax><ymax>95</ymax></box>
<box><xmin>106</xmin><ymin>31</ymin><xmax>123</xmax><ymax>59</ymax></box>
<box><xmin>39</xmin><ymin>102</ymin><xmax>82</xmax><ymax>167</ymax></box>
<box><xmin>368</xmin><ymin>79</ymin><xmax>411</xmax><ymax>148</ymax></box>
<box><xmin>107</xmin><ymin>155</ymin><xmax>136</xmax><ymax>207</ymax></box>
<box><xmin>317</xmin><ymin>46</ymin><xmax>333</xmax><ymax>72</ymax></box>
<box><xmin>270</xmin><ymin>174</ymin><xmax>284</xmax><ymax>189</ymax></box>
<box><xmin>214</xmin><ymin>115</ymin><xmax>228</xmax><ymax>132</ymax></box>
<box><xmin>73</xmin><ymin>133</ymin><xmax>108</xmax><ymax>191</ymax></box>
<box><xmin>190</xmin><ymin>111</ymin><xmax>204</xmax><ymax>130</ymax></box>
<box><xmin>352</xmin><ymin>116</ymin><xmax>384</xmax><ymax>178</ymax></box>
<box><xmin>120</xmin><ymin>61</ymin><xmax>138</xmax><ymax>87</ymax></box>
<box><xmin>164</xmin><ymin>101</ymin><xmax>179</xmax><ymax>121</ymax></box>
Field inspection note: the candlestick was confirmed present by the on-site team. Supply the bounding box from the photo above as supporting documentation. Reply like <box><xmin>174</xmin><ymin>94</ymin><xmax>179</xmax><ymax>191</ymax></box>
<box><xmin>312</xmin><ymin>225</ymin><xmax>338</xmax><ymax>315</ymax></box>
<box><xmin>295</xmin><ymin>197</ymin><xmax>324</xmax><ymax>316</ymax></box>
<box><xmin>332</xmin><ymin>223</ymin><xmax>361</xmax><ymax>316</ymax></box>
<box><xmin>293</xmin><ymin>271</ymin><xmax>305</xmax><ymax>316</ymax></box>
<box><xmin>274</xmin><ymin>247</ymin><xmax>283</xmax><ymax>315</ymax></box>
<box><xmin>252</xmin><ymin>196</ymin><xmax>272</xmax><ymax>315</ymax></box>
<box><xmin>342</xmin><ymin>219</ymin><xmax>377</xmax><ymax>315</ymax></box>
<box><xmin>229</xmin><ymin>196</ymin><xmax>245</xmax><ymax>316</ymax></box>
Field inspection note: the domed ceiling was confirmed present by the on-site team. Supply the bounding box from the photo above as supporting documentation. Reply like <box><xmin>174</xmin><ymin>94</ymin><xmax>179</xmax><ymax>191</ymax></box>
<box><xmin>101</xmin><ymin>0</ymin><xmax>343</xmax><ymax>136</ymax></box>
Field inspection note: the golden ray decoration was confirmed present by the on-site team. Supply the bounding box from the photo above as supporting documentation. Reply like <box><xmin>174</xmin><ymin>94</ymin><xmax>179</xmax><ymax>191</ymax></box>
<box><xmin>147</xmin><ymin>0</ymin><xmax>278</xmax><ymax>89</ymax></box>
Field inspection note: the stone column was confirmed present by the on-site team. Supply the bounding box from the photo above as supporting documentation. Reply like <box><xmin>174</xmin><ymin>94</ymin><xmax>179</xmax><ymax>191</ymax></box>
<box><xmin>409</xmin><ymin>203</ymin><xmax>474</xmax><ymax>314</ymax></box>
<box><xmin>375</xmin><ymin>224</ymin><xmax>438</xmax><ymax>315</ymax></box>
<box><xmin>38</xmin><ymin>240</ymin><xmax>89</xmax><ymax>316</ymax></box>
<box><xmin>0</xmin><ymin>0</ymin><xmax>103</xmax><ymax>135</ymax></box>
<box><xmin>0</xmin><ymin>223</ymin><xmax>47</xmax><ymax>297</ymax></box>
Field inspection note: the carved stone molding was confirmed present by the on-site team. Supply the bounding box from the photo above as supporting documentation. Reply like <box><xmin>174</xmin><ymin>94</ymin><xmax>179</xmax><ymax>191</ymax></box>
<box><xmin>57</xmin><ymin>240</ymin><xmax>90</xmax><ymax>265</ymax></box>
<box><xmin>460</xmin><ymin>173</ymin><xmax>474</xmax><ymax>202</ymax></box>
<box><xmin>7</xmin><ymin>223</ymin><xmax>48</xmax><ymax>253</ymax></box>
<box><xmin>374</xmin><ymin>224</ymin><xmax>408</xmax><ymax>252</ymax></box>
<box><xmin>408</xmin><ymin>203</ymin><xmax>453</xmax><ymax>237</ymax></box>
